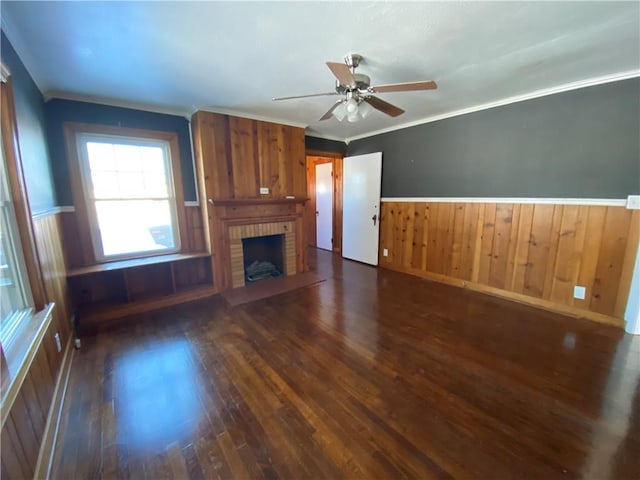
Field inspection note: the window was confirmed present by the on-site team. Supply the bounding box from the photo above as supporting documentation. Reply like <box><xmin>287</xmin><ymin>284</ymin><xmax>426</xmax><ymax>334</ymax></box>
<box><xmin>0</xmin><ymin>109</ymin><xmax>34</xmax><ymax>350</ymax></box>
<box><xmin>0</xmin><ymin>74</ymin><xmax>48</xmax><ymax>386</ymax></box>
<box><xmin>69</xmin><ymin>127</ymin><xmax>185</xmax><ymax>263</ymax></box>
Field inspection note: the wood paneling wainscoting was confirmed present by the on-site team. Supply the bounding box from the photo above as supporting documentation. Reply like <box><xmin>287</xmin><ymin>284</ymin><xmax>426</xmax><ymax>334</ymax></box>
<box><xmin>379</xmin><ymin>200</ymin><xmax>639</xmax><ymax>326</ymax></box>
<box><xmin>2</xmin><ymin>211</ymin><xmax>74</xmax><ymax>479</ymax></box>
<box><xmin>33</xmin><ymin>214</ymin><xmax>73</xmax><ymax>337</ymax></box>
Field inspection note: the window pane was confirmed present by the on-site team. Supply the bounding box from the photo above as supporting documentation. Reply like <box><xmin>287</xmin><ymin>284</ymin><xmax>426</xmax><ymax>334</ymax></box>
<box><xmin>95</xmin><ymin>200</ymin><xmax>176</xmax><ymax>256</ymax></box>
<box><xmin>139</xmin><ymin>147</ymin><xmax>165</xmax><ymax>173</ymax></box>
<box><xmin>143</xmin><ymin>172</ymin><xmax>168</xmax><ymax>197</ymax></box>
<box><xmin>92</xmin><ymin>171</ymin><xmax>119</xmax><ymax>199</ymax></box>
<box><xmin>114</xmin><ymin>144</ymin><xmax>143</xmax><ymax>172</ymax></box>
<box><xmin>0</xmin><ymin>209</ymin><xmax>29</xmax><ymax>323</ymax></box>
<box><xmin>117</xmin><ymin>172</ymin><xmax>146</xmax><ymax>198</ymax></box>
<box><xmin>87</xmin><ymin>142</ymin><xmax>116</xmax><ymax>171</ymax></box>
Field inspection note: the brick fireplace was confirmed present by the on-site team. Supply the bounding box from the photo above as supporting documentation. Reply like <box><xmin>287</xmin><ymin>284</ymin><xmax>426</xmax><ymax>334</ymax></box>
<box><xmin>207</xmin><ymin>198</ymin><xmax>307</xmax><ymax>291</ymax></box>
<box><xmin>229</xmin><ymin>221</ymin><xmax>296</xmax><ymax>288</ymax></box>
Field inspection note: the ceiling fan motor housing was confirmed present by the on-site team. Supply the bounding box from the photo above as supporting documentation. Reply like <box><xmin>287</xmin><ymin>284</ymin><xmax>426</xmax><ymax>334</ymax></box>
<box><xmin>335</xmin><ymin>74</ymin><xmax>371</xmax><ymax>94</ymax></box>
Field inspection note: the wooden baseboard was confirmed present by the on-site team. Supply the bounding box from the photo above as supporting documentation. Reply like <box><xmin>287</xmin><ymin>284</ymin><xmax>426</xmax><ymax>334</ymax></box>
<box><xmin>33</xmin><ymin>335</ymin><xmax>74</xmax><ymax>479</ymax></box>
<box><xmin>381</xmin><ymin>263</ymin><xmax>625</xmax><ymax>328</ymax></box>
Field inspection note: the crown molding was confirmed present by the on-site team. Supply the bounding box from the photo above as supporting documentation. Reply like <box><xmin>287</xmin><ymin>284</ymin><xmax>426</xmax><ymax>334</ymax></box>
<box><xmin>303</xmin><ymin>133</ymin><xmax>348</xmax><ymax>143</ymax></box>
<box><xmin>194</xmin><ymin>106</ymin><xmax>308</xmax><ymax>129</ymax></box>
<box><xmin>345</xmin><ymin>70</ymin><xmax>640</xmax><ymax>143</ymax></box>
<box><xmin>44</xmin><ymin>91</ymin><xmax>192</xmax><ymax>118</ymax></box>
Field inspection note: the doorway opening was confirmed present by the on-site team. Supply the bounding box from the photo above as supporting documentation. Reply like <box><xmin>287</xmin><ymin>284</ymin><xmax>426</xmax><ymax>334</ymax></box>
<box><xmin>306</xmin><ymin>153</ymin><xmax>344</xmax><ymax>253</ymax></box>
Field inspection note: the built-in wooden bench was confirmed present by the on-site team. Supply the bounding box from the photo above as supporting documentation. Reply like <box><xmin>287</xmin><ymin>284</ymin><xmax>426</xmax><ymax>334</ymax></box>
<box><xmin>67</xmin><ymin>252</ymin><xmax>215</xmax><ymax>330</ymax></box>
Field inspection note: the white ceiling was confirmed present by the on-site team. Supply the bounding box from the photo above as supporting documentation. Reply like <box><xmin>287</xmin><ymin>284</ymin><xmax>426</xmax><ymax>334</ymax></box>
<box><xmin>2</xmin><ymin>1</ymin><xmax>639</xmax><ymax>142</ymax></box>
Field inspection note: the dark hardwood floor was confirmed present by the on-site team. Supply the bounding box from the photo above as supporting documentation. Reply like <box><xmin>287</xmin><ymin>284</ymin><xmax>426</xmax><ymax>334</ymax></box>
<box><xmin>51</xmin><ymin>248</ymin><xmax>640</xmax><ymax>479</ymax></box>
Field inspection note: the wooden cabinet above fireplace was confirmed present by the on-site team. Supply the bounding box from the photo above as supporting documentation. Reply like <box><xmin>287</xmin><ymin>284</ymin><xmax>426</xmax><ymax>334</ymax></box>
<box><xmin>191</xmin><ymin>111</ymin><xmax>308</xmax><ymax>291</ymax></box>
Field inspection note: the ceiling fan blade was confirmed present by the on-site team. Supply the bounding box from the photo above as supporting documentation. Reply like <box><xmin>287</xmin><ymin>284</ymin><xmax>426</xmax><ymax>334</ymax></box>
<box><xmin>319</xmin><ymin>100</ymin><xmax>344</xmax><ymax>121</ymax></box>
<box><xmin>364</xmin><ymin>96</ymin><xmax>405</xmax><ymax>117</ymax></box>
<box><xmin>326</xmin><ymin>62</ymin><xmax>356</xmax><ymax>88</ymax></box>
<box><xmin>370</xmin><ymin>80</ymin><xmax>437</xmax><ymax>93</ymax></box>
<box><xmin>273</xmin><ymin>92</ymin><xmax>338</xmax><ymax>101</ymax></box>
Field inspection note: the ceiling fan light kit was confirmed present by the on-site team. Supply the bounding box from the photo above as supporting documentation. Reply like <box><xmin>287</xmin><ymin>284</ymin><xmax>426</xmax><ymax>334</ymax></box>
<box><xmin>273</xmin><ymin>53</ymin><xmax>437</xmax><ymax>123</ymax></box>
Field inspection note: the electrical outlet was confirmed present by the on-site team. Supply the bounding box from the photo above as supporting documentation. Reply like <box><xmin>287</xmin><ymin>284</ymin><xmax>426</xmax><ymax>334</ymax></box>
<box><xmin>383</xmin><ymin>248</ymin><xmax>389</xmax><ymax>257</ymax></box>
<box><xmin>573</xmin><ymin>286</ymin><xmax>586</xmax><ymax>300</ymax></box>
<box><xmin>259</xmin><ymin>187</ymin><xmax>269</xmax><ymax>195</ymax></box>
<box><xmin>627</xmin><ymin>195</ymin><xmax>640</xmax><ymax>210</ymax></box>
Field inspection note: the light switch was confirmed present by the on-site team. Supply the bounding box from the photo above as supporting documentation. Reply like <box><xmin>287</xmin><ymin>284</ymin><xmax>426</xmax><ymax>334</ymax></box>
<box><xmin>383</xmin><ymin>248</ymin><xmax>389</xmax><ymax>257</ymax></box>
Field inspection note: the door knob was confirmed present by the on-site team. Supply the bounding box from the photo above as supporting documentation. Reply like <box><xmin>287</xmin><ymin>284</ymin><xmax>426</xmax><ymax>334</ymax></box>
<box><xmin>372</xmin><ymin>214</ymin><xmax>377</xmax><ymax>226</ymax></box>
<box><xmin>316</xmin><ymin>211</ymin><xmax>319</xmax><ymax>216</ymax></box>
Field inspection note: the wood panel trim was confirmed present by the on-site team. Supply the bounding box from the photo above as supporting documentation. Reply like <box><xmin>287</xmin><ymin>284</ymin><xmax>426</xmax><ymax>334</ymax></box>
<box><xmin>33</xmin><ymin>336</ymin><xmax>73</xmax><ymax>480</ymax></box>
<box><xmin>382</xmin><ymin>197</ymin><xmax>629</xmax><ymax>206</ymax></box>
<box><xmin>305</xmin><ymin>149</ymin><xmax>345</xmax><ymax>158</ymax></box>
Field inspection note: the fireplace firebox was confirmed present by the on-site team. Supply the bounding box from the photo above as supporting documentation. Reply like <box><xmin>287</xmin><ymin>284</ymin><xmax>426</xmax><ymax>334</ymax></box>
<box><xmin>242</xmin><ymin>234</ymin><xmax>284</xmax><ymax>282</ymax></box>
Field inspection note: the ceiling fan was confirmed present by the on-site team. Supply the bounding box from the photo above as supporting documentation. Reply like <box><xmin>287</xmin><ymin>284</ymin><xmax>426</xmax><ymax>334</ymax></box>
<box><xmin>273</xmin><ymin>53</ymin><xmax>437</xmax><ymax>123</ymax></box>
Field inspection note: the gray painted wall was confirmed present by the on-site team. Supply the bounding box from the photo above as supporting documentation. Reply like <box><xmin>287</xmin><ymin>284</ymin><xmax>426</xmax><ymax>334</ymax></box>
<box><xmin>305</xmin><ymin>135</ymin><xmax>347</xmax><ymax>154</ymax></box>
<box><xmin>347</xmin><ymin>78</ymin><xmax>640</xmax><ymax>198</ymax></box>
<box><xmin>1</xmin><ymin>31</ymin><xmax>57</xmax><ymax>213</ymax></box>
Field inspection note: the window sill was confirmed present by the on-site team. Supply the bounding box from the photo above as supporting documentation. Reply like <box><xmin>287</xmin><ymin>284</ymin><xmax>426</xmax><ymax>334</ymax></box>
<box><xmin>1</xmin><ymin>303</ymin><xmax>55</xmax><ymax>425</ymax></box>
<box><xmin>66</xmin><ymin>252</ymin><xmax>210</xmax><ymax>277</ymax></box>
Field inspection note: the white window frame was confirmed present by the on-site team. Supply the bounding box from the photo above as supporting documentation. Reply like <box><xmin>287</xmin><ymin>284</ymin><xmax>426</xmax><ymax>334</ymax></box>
<box><xmin>76</xmin><ymin>132</ymin><xmax>182</xmax><ymax>262</ymax></box>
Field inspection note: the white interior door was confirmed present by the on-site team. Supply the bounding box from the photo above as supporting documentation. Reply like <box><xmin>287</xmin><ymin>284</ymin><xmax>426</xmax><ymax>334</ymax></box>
<box><xmin>315</xmin><ymin>162</ymin><xmax>333</xmax><ymax>251</ymax></box>
<box><xmin>342</xmin><ymin>152</ymin><xmax>382</xmax><ymax>265</ymax></box>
